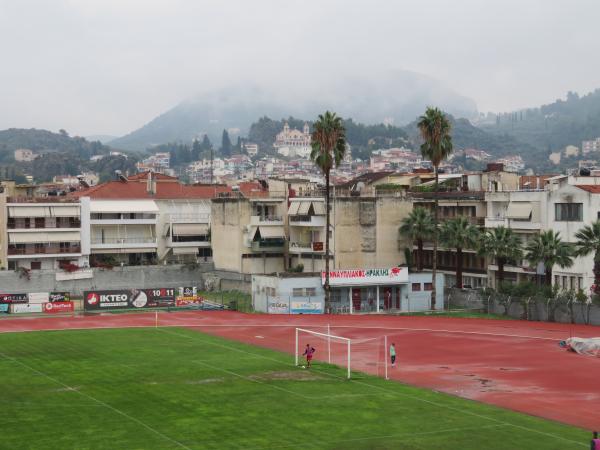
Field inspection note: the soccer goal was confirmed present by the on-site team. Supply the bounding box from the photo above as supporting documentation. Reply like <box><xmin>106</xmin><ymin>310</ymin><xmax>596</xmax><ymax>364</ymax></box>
<box><xmin>295</xmin><ymin>327</ymin><xmax>387</xmax><ymax>380</ymax></box>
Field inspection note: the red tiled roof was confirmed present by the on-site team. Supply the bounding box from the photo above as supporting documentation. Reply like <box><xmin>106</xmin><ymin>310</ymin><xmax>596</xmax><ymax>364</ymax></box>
<box><xmin>238</xmin><ymin>181</ymin><xmax>269</xmax><ymax>198</ymax></box>
<box><xmin>576</xmin><ymin>185</ymin><xmax>600</xmax><ymax>193</ymax></box>
<box><xmin>72</xmin><ymin>180</ymin><xmax>232</xmax><ymax>199</ymax></box>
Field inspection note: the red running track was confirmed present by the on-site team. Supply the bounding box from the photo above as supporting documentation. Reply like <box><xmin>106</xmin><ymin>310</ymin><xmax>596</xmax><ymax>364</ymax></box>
<box><xmin>1</xmin><ymin>311</ymin><xmax>599</xmax><ymax>430</ymax></box>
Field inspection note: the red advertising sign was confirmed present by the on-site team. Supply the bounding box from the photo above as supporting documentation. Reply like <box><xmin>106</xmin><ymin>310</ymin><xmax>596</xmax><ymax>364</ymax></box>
<box><xmin>44</xmin><ymin>301</ymin><xmax>74</xmax><ymax>313</ymax></box>
<box><xmin>176</xmin><ymin>298</ymin><xmax>204</xmax><ymax>307</ymax></box>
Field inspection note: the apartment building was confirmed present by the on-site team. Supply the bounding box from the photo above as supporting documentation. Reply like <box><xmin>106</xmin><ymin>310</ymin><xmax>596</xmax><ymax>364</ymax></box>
<box><xmin>409</xmin><ymin>167</ymin><xmax>519</xmax><ymax>288</ymax></box>
<box><xmin>211</xmin><ymin>183</ymin><xmax>288</xmax><ymax>274</ymax></box>
<box><xmin>0</xmin><ymin>192</ymin><xmax>89</xmax><ymax>270</ymax></box>
<box><xmin>73</xmin><ymin>172</ymin><xmax>229</xmax><ymax>266</ymax></box>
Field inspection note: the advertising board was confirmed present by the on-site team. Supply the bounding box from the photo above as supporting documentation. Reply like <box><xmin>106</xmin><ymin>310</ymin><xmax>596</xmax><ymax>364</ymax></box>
<box><xmin>322</xmin><ymin>267</ymin><xmax>409</xmax><ymax>286</ymax></box>
<box><xmin>84</xmin><ymin>288</ymin><xmax>176</xmax><ymax>310</ymax></box>
<box><xmin>267</xmin><ymin>298</ymin><xmax>289</xmax><ymax>314</ymax></box>
<box><xmin>0</xmin><ymin>293</ymin><xmax>28</xmax><ymax>304</ymax></box>
<box><xmin>44</xmin><ymin>302</ymin><xmax>74</xmax><ymax>313</ymax></box>
<box><xmin>49</xmin><ymin>292</ymin><xmax>71</xmax><ymax>302</ymax></box>
<box><xmin>175</xmin><ymin>287</ymin><xmax>203</xmax><ymax>307</ymax></box>
<box><xmin>290</xmin><ymin>301</ymin><xmax>323</xmax><ymax>314</ymax></box>
<box><xmin>28</xmin><ymin>292</ymin><xmax>50</xmax><ymax>304</ymax></box>
<box><xmin>11</xmin><ymin>303</ymin><xmax>43</xmax><ymax>314</ymax></box>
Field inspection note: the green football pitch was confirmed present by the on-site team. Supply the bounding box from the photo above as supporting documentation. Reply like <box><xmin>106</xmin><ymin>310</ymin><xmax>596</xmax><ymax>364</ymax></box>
<box><xmin>0</xmin><ymin>327</ymin><xmax>588</xmax><ymax>449</ymax></box>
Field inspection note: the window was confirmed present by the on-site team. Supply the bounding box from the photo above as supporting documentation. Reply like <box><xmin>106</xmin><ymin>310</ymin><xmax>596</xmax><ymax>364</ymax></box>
<box><xmin>30</xmin><ymin>261</ymin><xmax>41</xmax><ymax>270</ymax></box>
<box><xmin>578</xmin><ymin>277</ymin><xmax>583</xmax><ymax>290</ymax></box>
<box><xmin>570</xmin><ymin>276</ymin><xmax>576</xmax><ymax>290</ymax></box>
<box><xmin>555</xmin><ymin>203</ymin><xmax>582</xmax><ymax>221</ymax></box>
<box><xmin>411</xmin><ymin>283</ymin><xmax>421</xmax><ymax>292</ymax></box>
<box><xmin>292</xmin><ymin>288</ymin><xmax>304</xmax><ymax>297</ymax></box>
<box><xmin>305</xmin><ymin>288</ymin><xmax>316</xmax><ymax>297</ymax></box>
<box><xmin>562</xmin><ymin>276</ymin><xmax>567</xmax><ymax>289</ymax></box>
<box><xmin>554</xmin><ymin>275</ymin><xmax>560</xmax><ymax>286</ymax></box>
<box><xmin>424</xmin><ymin>283</ymin><xmax>433</xmax><ymax>291</ymax></box>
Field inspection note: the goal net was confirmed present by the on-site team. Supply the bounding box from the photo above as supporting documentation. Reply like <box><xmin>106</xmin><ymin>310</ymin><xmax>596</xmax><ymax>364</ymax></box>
<box><xmin>295</xmin><ymin>327</ymin><xmax>386</xmax><ymax>379</ymax></box>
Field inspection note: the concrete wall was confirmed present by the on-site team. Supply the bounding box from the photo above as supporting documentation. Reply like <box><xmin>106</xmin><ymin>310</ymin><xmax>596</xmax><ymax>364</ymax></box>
<box><xmin>333</xmin><ymin>197</ymin><xmax>412</xmax><ymax>270</ymax></box>
<box><xmin>211</xmin><ymin>199</ymin><xmax>250</xmax><ymax>273</ymax></box>
<box><xmin>0</xmin><ymin>263</ymin><xmax>215</xmax><ymax>297</ymax></box>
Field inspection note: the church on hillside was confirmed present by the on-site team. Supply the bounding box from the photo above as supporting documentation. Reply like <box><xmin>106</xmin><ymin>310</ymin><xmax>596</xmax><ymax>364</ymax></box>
<box><xmin>273</xmin><ymin>122</ymin><xmax>312</xmax><ymax>158</ymax></box>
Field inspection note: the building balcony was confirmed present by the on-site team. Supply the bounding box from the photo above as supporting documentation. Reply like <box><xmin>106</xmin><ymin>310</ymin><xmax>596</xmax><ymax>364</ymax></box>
<box><xmin>91</xmin><ymin>237</ymin><xmax>157</xmax><ymax>250</ymax></box>
<box><xmin>438</xmin><ymin>216</ymin><xmax>485</xmax><ymax>226</ymax></box>
<box><xmin>289</xmin><ymin>241</ymin><xmax>324</xmax><ymax>253</ymax></box>
<box><xmin>7</xmin><ymin>244</ymin><xmax>81</xmax><ymax>257</ymax></box>
<box><xmin>90</xmin><ymin>213</ymin><xmax>157</xmax><ymax>225</ymax></box>
<box><xmin>485</xmin><ymin>217</ymin><xmax>541</xmax><ymax>230</ymax></box>
<box><xmin>289</xmin><ymin>215</ymin><xmax>326</xmax><ymax>227</ymax></box>
<box><xmin>168</xmin><ymin>238</ymin><xmax>211</xmax><ymax>248</ymax></box>
<box><xmin>251</xmin><ymin>239</ymin><xmax>286</xmax><ymax>253</ymax></box>
<box><xmin>250</xmin><ymin>215</ymin><xmax>284</xmax><ymax>226</ymax></box>
<box><xmin>7</xmin><ymin>221</ymin><xmax>81</xmax><ymax>230</ymax></box>
<box><xmin>407</xmin><ymin>191</ymin><xmax>485</xmax><ymax>201</ymax></box>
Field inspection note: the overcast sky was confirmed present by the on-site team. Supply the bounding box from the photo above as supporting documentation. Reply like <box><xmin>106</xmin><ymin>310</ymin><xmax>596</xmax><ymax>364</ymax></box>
<box><xmin>1</xmin><ymin>0</ymin><xmax>599</xmax><ymax>136</ymax></box>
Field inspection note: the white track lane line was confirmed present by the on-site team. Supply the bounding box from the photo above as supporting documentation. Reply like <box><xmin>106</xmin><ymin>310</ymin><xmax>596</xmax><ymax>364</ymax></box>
<box><xmin>0</xmin><ymin>350</ymin><xmax>191</xmax><ymax>450</ymax></box>
<box><xmin>160</xmin><ymin>327</ymin><xmax>587</xmax><ymax>449</ymax></box>
<box><xmin>0</xmin><ymin>322</ymin><xmax>569</xmax><ymax>341</ymax></box>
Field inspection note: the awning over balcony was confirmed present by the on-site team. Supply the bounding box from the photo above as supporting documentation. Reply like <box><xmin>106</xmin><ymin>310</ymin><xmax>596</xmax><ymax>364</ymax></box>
<box><xmin>8</xmin><ymin>206</ymin><xmax>50</xmax><ymax>217</ymax></box>
<box><xmin>172</xmin><ymin>223</ymin><xmax>209</xmax><ymax>236</ymax></box>
<box><xmin>298</xmin><ymin>202</ymin><xmax>311</xmax><ymax>215</ymax></box>
<box><xmin>506</xmin><ymin>202</ymin><xmax>532</xmax><ymax>220</ymax></box>
<box><xmin>172</xmin><ymin>247</ymin><xmax>198</xmax><ymax>255</ymax></box>
<box><xmin>51</xmin><ymin>206</ymin><xmax>80</xmax><ymax>217</ymax></box>
<box><xmin>312</xmin><ymin>202</ymin><xmax>326</xmax><ymax>215</ymax></box>
<box><xmin>8</xmin><ymin>231</ymin><xmax>80</xmax><ymax>243</ymax></box>
<box><xmin>90</xmin><ymin>200</ymin><xmax>159</xmax><ymax>213</ymax></box>
<box><xmin>253</xmin><ymin>226</ymin><xmax>286</xmax><ymax>239</ymax></box>
<box><xmin>288</xmin><ymin>201</ymin><xmax>325</xmax><ymax>216</ymax></box>
<box><xmin>288</xmin><ymin>202</ymin><xmax>300</xmax><ymax>215</ymax></box>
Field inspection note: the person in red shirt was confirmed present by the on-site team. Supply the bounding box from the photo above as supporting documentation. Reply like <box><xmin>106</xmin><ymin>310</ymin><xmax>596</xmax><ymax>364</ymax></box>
<box><xmin>302</xmin><ymin>344</ymin><xmax>316</xmax><ymax>368</ymax></box>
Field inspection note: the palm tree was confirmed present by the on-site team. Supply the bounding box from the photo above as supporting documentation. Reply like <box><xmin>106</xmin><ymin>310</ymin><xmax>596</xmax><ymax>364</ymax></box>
<box><xmin>574</xmin><ymin>221</ymin><xmax>600</xmax><ymax>294</ymax></box>
<box><xmin>310</xmin><ymin>111</ymin><xmax>346</xmax><ymax>312</ymax></box>
<box><xmin>399</xmin><ymin>207</ymin><xmax>435</xmax><ymax>271</ymax></box>
<box><xmin>439</xmin><ymin>216</ymin><xmax>480</xmax><ymax>288</ymax></box>
<box><xmin>525</xmin><ymin>230</ymin><xmax>574</xmax><ymax>286</ymax></box>
<box><xmin>417</xmin><ymin>107</ymin><xmax>453</xmax><ymax>307</ymax></box>
<box><xmin>480</xmin><ymin>226</ymin><xmax>523</xmax><ymax>288</ymax></box>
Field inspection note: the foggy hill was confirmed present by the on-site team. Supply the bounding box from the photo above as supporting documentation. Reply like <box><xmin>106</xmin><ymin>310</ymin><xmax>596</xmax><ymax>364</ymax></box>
<box><xmin>110</xmin><ymin>72</ymin><xmax>478</xmax><ymax>151</ymax></box>
<box><xmin>479</xmin><ymin>89</ymin><xmax>600</xmax><ymax>156</ymax></box>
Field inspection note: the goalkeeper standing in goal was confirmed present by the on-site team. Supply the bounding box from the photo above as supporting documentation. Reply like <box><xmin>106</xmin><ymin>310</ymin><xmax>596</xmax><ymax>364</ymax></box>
<box><xmin>390</xmin><ymin>343</ymin><xmax>396</xmax><ymax>368</ymax></box>
<box><xmin>302</xmin><ymin>344</ymin><xmax>316</xmax><ymax>368</ymax></box>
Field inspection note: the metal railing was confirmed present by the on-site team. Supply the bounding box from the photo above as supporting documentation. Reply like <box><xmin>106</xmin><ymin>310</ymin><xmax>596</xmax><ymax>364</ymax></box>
<box><xmin>7</xmin><ymin>245</ymin><xmax>81</xmax><ymax>255</ymax></box>
<box><xmin>91</xmin><ymin>237</ymin><xmax>156</xmax><ymax>245</ymax></box>
<box><xmin>8</xmin><ymin>221</ymin><xmax>81</xmax><ymax>229</ymax></box>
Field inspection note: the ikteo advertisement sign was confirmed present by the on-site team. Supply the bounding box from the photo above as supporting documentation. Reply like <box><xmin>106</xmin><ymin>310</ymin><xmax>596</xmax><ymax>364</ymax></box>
<box><xmin>84</xmin><ymin>289</ymin><xmax>176</xmax><ymax>310</ymax></box>
<box><xmin>321</xmin><ymin>267</ymin><xmax>409</xmax><ymax>286</ymax></box>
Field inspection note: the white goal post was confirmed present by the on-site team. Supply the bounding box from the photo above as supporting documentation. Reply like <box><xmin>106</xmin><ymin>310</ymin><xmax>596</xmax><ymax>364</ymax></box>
<box><xmin>295</xmin><ymin>327</ymin><xmax>388</xmax><ymax>380</ymax></box>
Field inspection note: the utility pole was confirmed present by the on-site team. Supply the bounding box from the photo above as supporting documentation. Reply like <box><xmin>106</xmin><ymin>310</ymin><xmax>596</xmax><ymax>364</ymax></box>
<box><xmin>210</xmin><ymin>146</ymin><xmax>214</xmax><ymax>184</ymax></box>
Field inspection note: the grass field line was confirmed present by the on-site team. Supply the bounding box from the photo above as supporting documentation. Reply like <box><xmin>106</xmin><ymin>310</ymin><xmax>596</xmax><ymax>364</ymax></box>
<box><xmin>161</xmin><ymin>327</ymin><xmax>587</xmax><ymax>449</ymax></box>
<box><xmin>0</xmin><ymin>349</ymin><xmax>192</xmax><ymax>450</ymax></box>
<box><xmin>258</xmin><ymin>423</ymin><xmax>510</xmax><ymax>449</ymax></box>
